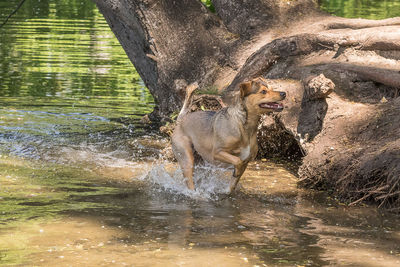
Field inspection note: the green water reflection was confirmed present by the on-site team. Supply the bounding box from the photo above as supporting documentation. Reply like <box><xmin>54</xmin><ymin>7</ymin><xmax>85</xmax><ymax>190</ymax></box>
<box><xmin>319</xmin><ymin>0</ymin><xmax>400</xmax><ymax>19</ymax></box>
<box><xmin>0</xmin><ymin>0</ymin><xmax>153</xmax><ymax>105</ymax></box>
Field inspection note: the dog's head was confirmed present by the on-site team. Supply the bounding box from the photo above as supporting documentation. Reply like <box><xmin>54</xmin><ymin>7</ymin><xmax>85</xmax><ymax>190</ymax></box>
<box><xmin>239</xmin><ymin>77</ymin><xmax>286</xmax><ymax>114</ymax></box>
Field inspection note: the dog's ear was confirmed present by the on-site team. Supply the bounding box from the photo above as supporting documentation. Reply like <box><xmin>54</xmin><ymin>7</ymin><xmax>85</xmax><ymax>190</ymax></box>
<box><xmin>239</xmin><ymin>81</ymin><xmax>252</xmax><ymax>98</ymax></box>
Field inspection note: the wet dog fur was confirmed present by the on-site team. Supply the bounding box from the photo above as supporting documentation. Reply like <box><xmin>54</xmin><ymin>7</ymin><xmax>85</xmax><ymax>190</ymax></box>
<box><xmin>171</xmin><ymin>77</ymin><xmax>286</xmax><ymax>194</ymax></box>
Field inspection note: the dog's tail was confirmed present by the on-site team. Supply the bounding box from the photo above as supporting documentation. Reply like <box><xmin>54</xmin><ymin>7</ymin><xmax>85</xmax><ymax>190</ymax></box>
<box><xmin>177</xmin><ymin>82</ymin><xmax>199</xmax><ymax>122</ymax></box>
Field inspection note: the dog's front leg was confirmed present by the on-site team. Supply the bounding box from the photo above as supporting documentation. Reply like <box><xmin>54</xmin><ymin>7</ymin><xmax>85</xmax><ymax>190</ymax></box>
<box><xmin>230</xmin><ymin>162</ymin><xmax>248</xmax><ymax>193</ymax></box>
<box><xmin>213</xmin><ymin>151</ymin><xmax>247</xmax><ymax>194</ymax></box>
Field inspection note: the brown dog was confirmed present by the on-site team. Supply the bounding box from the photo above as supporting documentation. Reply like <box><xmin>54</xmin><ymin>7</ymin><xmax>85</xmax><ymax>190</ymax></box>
<box><xmin>171</xmin><ymin>77</ymin><xmax>286</xmax><ymax>194</ymax></box>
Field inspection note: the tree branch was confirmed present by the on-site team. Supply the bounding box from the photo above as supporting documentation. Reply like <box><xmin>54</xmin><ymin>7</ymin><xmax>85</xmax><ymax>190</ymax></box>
<box><xmin>0</xmin><ymin>0</ymin><xmax>27</xmax><ymax>29</ymax></box>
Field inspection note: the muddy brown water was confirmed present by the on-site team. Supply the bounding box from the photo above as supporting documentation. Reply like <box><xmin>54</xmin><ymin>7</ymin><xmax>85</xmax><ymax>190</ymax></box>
<box><xmin>1</xmin><ymin>0</ymin><xmax>400</xmax><ymax>266</ymax></box>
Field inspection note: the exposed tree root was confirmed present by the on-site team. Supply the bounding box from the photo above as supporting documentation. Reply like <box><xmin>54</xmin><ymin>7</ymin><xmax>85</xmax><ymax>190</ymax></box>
<box><xmin>224</xmin><ymin>21</ymin><xmax>400</xmax><ymax>211</ymax></box>
<box><xmin>330</xmin><ymin>64</ymin><xmax>400</xmax><ymax>89</ymax></box>
<box><xmin>225</xmin><ymin>26</ymin><xmax>400</xmax><ymax>93</ymax></box>
<box><xmin>324</xmin><ymin>17</ymin><xmax>400</xmax><ymax>30</ymax></box>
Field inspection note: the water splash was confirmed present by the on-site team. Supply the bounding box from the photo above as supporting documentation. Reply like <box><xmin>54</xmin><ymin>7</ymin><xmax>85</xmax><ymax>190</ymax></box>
<box><xmin>140</xmin><ymin>161</ymin><xmax>233</xmax><ymax>200</ymax></box>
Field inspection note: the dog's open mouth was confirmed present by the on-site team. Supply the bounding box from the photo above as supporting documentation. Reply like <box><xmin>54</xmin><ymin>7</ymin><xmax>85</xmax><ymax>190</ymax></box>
<box><xmin>259</xmin><ymin>102</ymin><xmax>284</xmax><ymax>111</ymax></box>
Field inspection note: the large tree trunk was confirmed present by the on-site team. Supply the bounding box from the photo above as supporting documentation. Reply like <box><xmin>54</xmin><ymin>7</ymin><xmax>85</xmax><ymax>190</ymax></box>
<box><xmin>93</xmin><ymin>0</ymin><xmax>237</xmax><ymax>120</ymax></box>
<box><xmin>94</xmin><ymin>0</ymin><xmax>400</xmax><ymax>210</ymax></box>
<box><xmin>212</xmin><ymin>0</ymin><xmax>319</xmax><ymax>37</ymax></box>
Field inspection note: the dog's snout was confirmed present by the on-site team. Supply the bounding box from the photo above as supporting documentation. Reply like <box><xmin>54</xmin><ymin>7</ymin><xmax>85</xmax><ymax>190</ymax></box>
<box><xmin>280</xmin><ymin>92</ymin><xmax>286</xmax><ymax>99</ymax></box>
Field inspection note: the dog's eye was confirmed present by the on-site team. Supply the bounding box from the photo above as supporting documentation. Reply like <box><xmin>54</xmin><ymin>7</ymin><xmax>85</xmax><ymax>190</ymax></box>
<box><xmin>261</xmin><ymin>90</ymin><xmax>267</xmax><ymax>94</ymax></box>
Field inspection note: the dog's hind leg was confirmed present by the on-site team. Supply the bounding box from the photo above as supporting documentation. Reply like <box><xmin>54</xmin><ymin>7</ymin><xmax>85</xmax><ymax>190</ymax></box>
<box><xmin>172</xmin><ymin>134</ymin><xmax>195</xmax><ymax>190</ymax></box>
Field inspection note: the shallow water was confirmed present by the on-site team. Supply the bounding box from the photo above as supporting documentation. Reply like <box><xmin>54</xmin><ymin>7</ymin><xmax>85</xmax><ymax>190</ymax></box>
<box><xmin>1</xmin><ymin>155</ymin><xmax>400</xmax><ymax>266</ymax></box>
<box><xmin>1</xmin><ymin>0</ymin><xmax>400</xmax><ymax>266</ymax></box>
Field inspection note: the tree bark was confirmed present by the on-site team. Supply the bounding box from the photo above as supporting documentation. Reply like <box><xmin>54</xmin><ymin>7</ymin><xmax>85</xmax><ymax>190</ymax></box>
<box><xmin>93</xmin><ymin>0</ymin><xmax>237</xmax><ymax>119</ymax></box>
<box><xmin>212</xmin><ymin>0</ymin><xmax>319</xmax><ymax>37</ymax></box>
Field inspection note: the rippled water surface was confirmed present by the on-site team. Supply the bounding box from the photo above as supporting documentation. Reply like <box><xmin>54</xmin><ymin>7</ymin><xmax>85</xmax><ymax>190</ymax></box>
<box><xmin>1</xmin><ymin>0</ymin><xmax>400</xmax><ymax>266</ymax></box>
<box><xmin>319</xmin><ymin>0</ymin><xmax>400</xmax><ymax>19</ymax></box>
